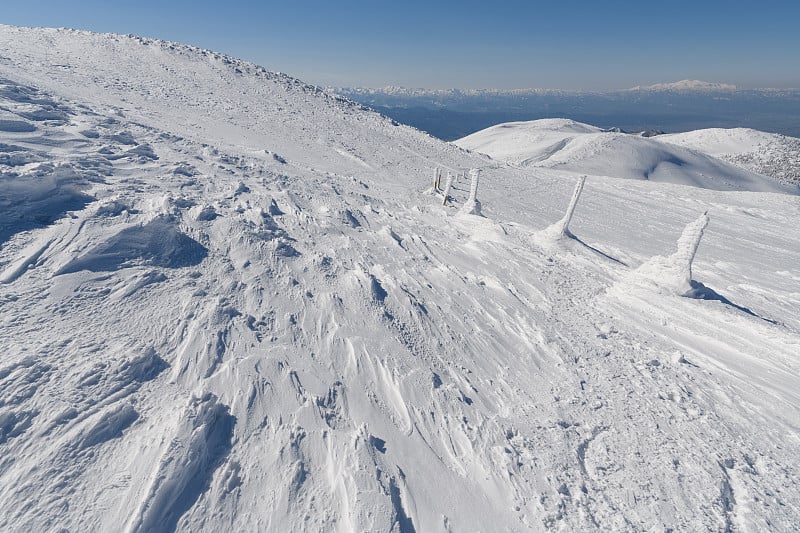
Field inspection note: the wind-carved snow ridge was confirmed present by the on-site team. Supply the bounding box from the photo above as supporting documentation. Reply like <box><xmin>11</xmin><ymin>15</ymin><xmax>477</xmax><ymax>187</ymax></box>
<box><xmin>56</xmin><ymin>216</ymin><xmax>208</xmax><ymax>274</ymax></box>
<box><xmin>634</xmin><ymin>212</ymin><xmax>709</xmax><ymax>296</ymax></box>
<box><xmin>127</xmin><ymin>393</ymin><xmax>235</xmax><ymax>533</ymax></box>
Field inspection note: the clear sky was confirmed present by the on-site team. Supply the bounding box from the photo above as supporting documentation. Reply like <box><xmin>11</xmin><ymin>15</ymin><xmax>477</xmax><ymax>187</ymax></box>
<box><xmin>3</xmin><ymin>0</ymin><xmax>799</xmax><ymax>90</ymax></box>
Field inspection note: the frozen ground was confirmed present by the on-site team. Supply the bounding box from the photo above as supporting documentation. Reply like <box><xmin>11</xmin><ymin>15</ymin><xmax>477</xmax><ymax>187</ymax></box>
<box><xmin>1</xmin><ymin>26</ymin><xmax>799</xmax><ymax>532</ymax></box>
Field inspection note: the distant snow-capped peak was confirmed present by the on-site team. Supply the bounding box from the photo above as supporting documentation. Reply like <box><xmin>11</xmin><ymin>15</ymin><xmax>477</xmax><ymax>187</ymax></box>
<box><xmin>628</xmin><ymin>79</ymin><xmax>737</xmax><ymax>92</ymax></box>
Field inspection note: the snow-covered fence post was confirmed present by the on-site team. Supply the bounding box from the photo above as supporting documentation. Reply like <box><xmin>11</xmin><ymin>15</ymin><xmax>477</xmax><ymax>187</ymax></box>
<box><xmin>433</xmin><ymin>167</ymin><xmax>442</xmax><ymax>192</ymax></box>
<box><xmin>460</xmin><ymin>168</ymin><xmax>481</xmax><ymax>215</ymax></box>
<box><xmin>665</xmin><ymin>211</ymin><xmax>709</xmax><ymax>293</ymax></box>
<box><xmin>468</xmin><ymin>168</ymin><xmax>479</xmax><ymax>202</ymax></box>
<box><xmin>633</xmin><ymin>211</ymin><xmax>710</xmax><ymax>295</ymax></box>
<box><xmin>441</xmin><ymin>171</ymin><xmax>455</xmax><ymax>205</ymax></box>
<box><xmin>557</xmin><ymin>175</ymin><xmax>586</xmax><ymax>238</ymax></box>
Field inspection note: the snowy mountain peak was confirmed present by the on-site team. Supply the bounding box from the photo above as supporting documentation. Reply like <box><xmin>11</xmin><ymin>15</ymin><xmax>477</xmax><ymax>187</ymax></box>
<box><xmin>628</xmin><ymin>79</ymin><xmax>737</xmax><ymax>92</ymax></box>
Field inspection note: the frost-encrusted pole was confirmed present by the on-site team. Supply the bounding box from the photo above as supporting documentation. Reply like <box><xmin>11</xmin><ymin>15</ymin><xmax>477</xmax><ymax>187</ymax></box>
<box><xmin>468</xmin><ymin>168</ymin><xmax>480</xmax><ymax>202</ymax></box>
<box><xmin>634</xmin><ymin>211</ymin><xmax>710</xmax><ymax>295</ymax></box>
<box><xmin>666</xmin><ymin>211</ymin><xmax>709</xmax><ymax>292</ymax></box>
<box><xmin>441</xmin><ymin>171</ymin><xmax>455</xmax><ymax>205</ymax></box>
<box><xmin>460</xmin><ymin>168</ymin><xmax>481</xmax><ymax>215</ymax></box>
<box><xmin>558</xmin><ymin>175</ymin><xmax>586</xmax><ymax>238</ymax></box>
<box><xmin>433</xmin><ymin>167</ymin><xmax>442</xmax><ymax>192</ymax></box>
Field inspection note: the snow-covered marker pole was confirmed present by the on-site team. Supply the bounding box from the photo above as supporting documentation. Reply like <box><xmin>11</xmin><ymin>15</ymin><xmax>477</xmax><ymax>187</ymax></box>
<box><xmin>557</xmin><ymin>175</ymin><xmax>586</xmax><ymax>238</ymax></box>
<box><xmin>634</xmin><ymin>211</ymin><xmax>710</xmax><ymax>295</ymax></box>
<box><xmin>468</xmin><ymin>168</ymin><xmax>479</xmax><ymax>201</ymax></box>
<box><xmin>433</xmin><ymin>167</ymin><xmax>442</xmax><ymax>192</ymax></box>
<box><xmin>441</xmin><ymin>171</ymin><xmax>455</xmax><ymax>205</ymax></box>
<box><xmin>459</xmin><ymin>168</ymin><xmax>481</xmax><ymax>215</ymax></box>
<box><xmin>666</xmin><ymin>211</ymin><xmax>709</xmax><ymax>293</ymax></box>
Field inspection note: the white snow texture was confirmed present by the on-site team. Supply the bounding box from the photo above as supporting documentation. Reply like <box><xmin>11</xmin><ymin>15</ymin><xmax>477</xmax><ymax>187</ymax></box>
<box><xmin>1</xmin><ymin>25</ymin><xmax>799</xmax><ymax>533</ymax></box>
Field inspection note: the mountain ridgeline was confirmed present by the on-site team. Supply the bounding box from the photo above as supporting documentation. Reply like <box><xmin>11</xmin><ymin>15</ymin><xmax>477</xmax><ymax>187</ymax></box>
<box><xmin>338</xmin><ymin>84</ymin><xmax>800</xmax><ymax>141</ymax></box>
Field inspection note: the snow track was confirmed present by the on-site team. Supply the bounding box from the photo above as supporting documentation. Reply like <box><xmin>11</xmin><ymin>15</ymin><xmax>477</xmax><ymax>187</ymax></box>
<box><xmin>1</xmin><ymin>26</ymin><xmax>799</xmax><ymax>532</ymax></box>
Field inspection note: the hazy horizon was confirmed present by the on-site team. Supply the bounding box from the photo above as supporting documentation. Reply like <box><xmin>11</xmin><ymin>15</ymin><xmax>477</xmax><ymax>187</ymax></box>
<box><xmin>3</xmin><ymin>0</ymin><xmax>800</xmax><ymax>90</ymax></box>
<box><xmin>332</xmin><ymin>81</ymin><xmax>800</xmax><ymax>91</ymax></box>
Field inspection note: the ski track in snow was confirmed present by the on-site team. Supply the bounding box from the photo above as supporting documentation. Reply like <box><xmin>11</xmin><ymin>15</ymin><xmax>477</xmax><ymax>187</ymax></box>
<box><xmin>0</xmin><ymin>26</ymin><xmax>799</xmax><ymax>532</ymax></box>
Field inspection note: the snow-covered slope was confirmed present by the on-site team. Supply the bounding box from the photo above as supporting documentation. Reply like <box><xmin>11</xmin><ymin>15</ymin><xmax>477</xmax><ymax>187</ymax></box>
<box><xmin>453</xmin><ymin>119</ymin><xmax>603</xmax><ymax>165</ymax></box>
<box><xmin>455</xmin><ymin>119</ymin><xmax>795</xmax><ymax>193</ymax></box>
<box><xmin>2</xmin><ymin>26</ymin><xmax>800</xmax><ymax>532</ymax></box>
<box><xmin>657</xmin><ymin>128</ymin><xmax>800</xmax><ymax>185</ymax></box>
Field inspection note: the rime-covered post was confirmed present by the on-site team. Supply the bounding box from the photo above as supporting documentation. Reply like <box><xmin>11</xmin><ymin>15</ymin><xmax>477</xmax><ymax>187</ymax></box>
<box><xmin>433</xmin><ymin>167</ymin><xmax>442</xmax><ymax>192</ymax></box>
<box><xmin>460</xmin><ymin>168</ymin><xmax>481</xmax><ymax>215</ymax></box>
<box><xmin>468</xmin><ymin>168</ymin><xmax>480</xmax><ymax>202</ymax></box>
<box><xmin>666</xmin><ymin>211</ymin><xmax>709</xmax><ymax>291</ymax></box>
<box><xmin>634</xmin><ymin>211</ymin><xmax>710</xmax><ymax>295</ymax></box>
<box><xmin>557</xmin><ymin>175</ymin><xmax>586</xmax><ymax>237</ymax></box>
<box><xmin>441</xmin><ymin>171</ymin><xmax>454</xmax><ymax>205</ymax></box>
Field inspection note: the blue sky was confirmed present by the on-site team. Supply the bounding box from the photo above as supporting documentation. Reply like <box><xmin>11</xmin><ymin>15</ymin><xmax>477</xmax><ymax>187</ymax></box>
<box><xmin>3</xmin><ymin>0</ymin><xmax>799</xmax><ymax>89</ymax></box>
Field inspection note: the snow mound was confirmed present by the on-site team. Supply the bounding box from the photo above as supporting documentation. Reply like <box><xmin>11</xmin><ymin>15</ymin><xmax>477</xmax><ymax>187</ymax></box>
<box><xmin>657</xmin><ymin>128</ymin><xmax>800</xmax><ymax>185</ymax></box>
<box><xmin>658</xmin><ymin>127</ymin><xmax>779</xmax><ymax>155</ymax></box>
<box><xmin>56</xmin><ymin>217</ymin><xmax>207</xmax><ymax>274</ymax></box>
<box><xmin>455</xmin><ymin>119</ymin><xmax>795</xmax><ymax>193</ymax></box>
<box><xmin>456</xmin><ymin>119</ymin><xmax>602</xmax><ymax>165</ymax></box>
<box><xmin>0</xmin><ymin>163</ymin><xmax>95</xmax><ymax>246</ymax></box>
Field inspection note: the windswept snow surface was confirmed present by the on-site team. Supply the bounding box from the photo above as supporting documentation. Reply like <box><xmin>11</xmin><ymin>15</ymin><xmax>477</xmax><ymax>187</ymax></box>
<box><xmin>656</xmin><ymin>128</ymin><xmax>800</xmax><ymax>185</ymax></box>
<box><xmin>455</xmin><ymin>119</ymin><xmax>796</xmax><ymax>193</ymax></box>
<box><xmin>1</xmin><ymin>26</ymin><xmax>800</xmax><ymax>532</ymax></box>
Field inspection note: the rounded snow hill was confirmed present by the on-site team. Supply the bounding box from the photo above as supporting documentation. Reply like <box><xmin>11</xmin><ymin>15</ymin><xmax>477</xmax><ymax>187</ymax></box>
<box><xmin>657</xmin><ymin>127</ymin><xmax>782</xmax><ymax>156</ymax></box>
<box><xmin>655</xmin><ymin>128</ymin><xmax>800</xmax><ymax>185</ymax></box>
<box><xmin>456</xmin><ymin>118</ymin><xmax>602</xmax><ymax>165</ymax></box>
<box><xmin>454</xmin><ymin>119</ymin><xmax>796</xmax><ymax>193</ymax></box>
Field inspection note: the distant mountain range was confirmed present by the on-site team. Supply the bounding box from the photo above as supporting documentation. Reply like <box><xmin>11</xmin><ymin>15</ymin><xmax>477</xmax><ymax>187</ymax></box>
<box><xmin>335</xmin><ymin>80</ymin><xmax>797</xmax><ymax>98</ymax></box>
<box><xmin>335</xmin><ymin>82</ymin><xmax>800</xmax><ymax>141</ymax></box>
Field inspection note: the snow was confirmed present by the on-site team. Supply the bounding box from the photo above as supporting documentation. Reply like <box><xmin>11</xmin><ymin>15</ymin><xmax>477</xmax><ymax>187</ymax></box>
<box><xmin>656</xmin><ymin>128</ymin><xmax>800</xmax><ymax>185</ymax></box>
<box><xmin>1</xmin><ymin>25</ymin><xmax>800</xmax><ymax>532</ymax></box>
<box><xmin>455</xmin><ymin>118</ymin><xmax>798</xmax><ymax>193</ymax></box>
<box><xmin>533</xmin><ymin>175</ymin><xmax>587</xmax><ymax>245</ymax></box>
<box><xmin>627</xmin><ymin>79</ymin><xmax>738</xmax><ymax>92</ymax></box>
<box><xmin>456</xmin><ymin>119</ymin><xmax>602</xmax><ymax>166</ymax></box>
<box><xmin>630</xmin><ymin>212</ymin><xmax>710</xmax><ymax>296</ymax></box>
